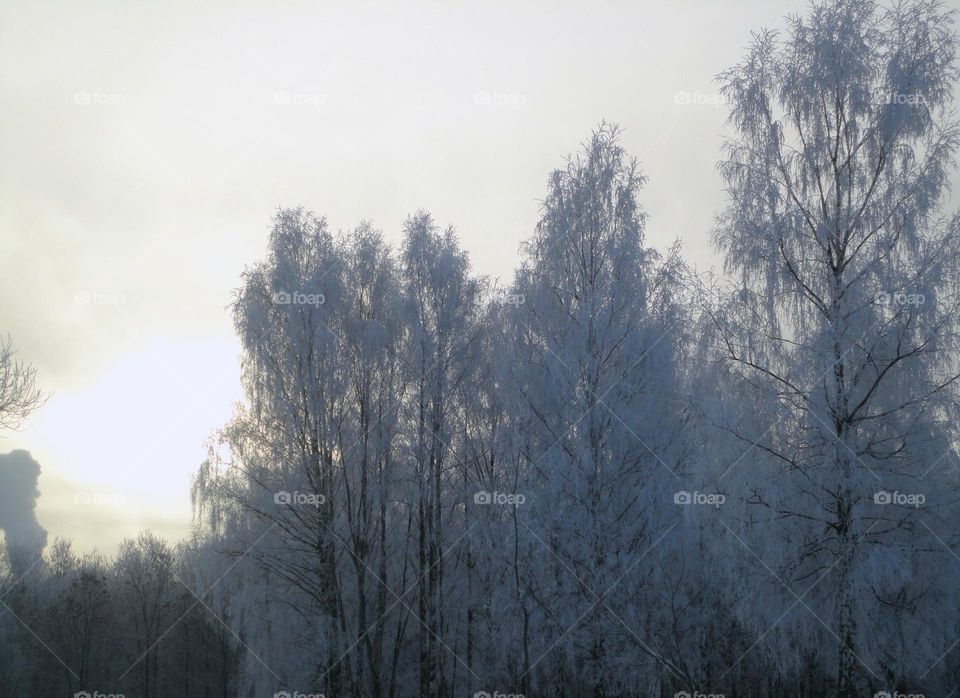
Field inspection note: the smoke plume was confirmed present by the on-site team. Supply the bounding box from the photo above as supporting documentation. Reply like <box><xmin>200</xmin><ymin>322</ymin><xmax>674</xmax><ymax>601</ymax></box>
<box><xmin>0</xmin><ymin>450</ymin><xmax>47</xmax><ymax>562</ymax></box>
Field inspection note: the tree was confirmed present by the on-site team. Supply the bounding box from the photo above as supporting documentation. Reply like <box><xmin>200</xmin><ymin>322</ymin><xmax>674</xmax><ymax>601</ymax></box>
<box><xmin>335</xmin><ymin>222</ymin><xmax>406</xmax><ymax>698</ymax></box>
<box><xmin>0</xmin><ymin>334</ymin><xmax>46</xmax><ymax>432</ymax></box>
<box><xmin>194</xmin><ymin>207</ymin><xmax>351</xmax><ymax>694</ymax></box>
<box><xmin>49</xmin><ymin>556</ymin><xmax>113</xmax><ymax>694</ymax></box>
<box><xmin>711</xmin><ymin>0</ymin><xmax>960</xmax><ymax>694</ymax></box>
<box><xmin>193</xmin><ymin>208</ymin><xmax>486</xmax><ymax>697</ymax></box>
<box><xmin>399</xmin><ymin>211</ymin><xmax>484</xmax><ymax>697</ymax></box>
<box><xmin>114</xmin><ymin>532</ymin><xmax>178</xmax><ymax>698</ymax></box>
<box><xmin>507</xmin><ymin>123</ymin><xmax>690</xmax><ymax>695</ymax></box>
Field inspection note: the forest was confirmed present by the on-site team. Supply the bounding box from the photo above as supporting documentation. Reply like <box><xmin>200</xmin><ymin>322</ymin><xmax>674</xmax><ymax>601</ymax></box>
<box><xmin>2</xmin><ymin>0</ymin><xmax>960</xmax><ymax>696</ymax></box>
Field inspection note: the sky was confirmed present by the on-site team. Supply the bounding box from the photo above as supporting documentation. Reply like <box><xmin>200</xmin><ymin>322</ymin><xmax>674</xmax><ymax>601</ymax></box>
<box><xmin>2</xmin><ymin>0</ymin><xmax>960</xmax><ymax>553</ymax></box>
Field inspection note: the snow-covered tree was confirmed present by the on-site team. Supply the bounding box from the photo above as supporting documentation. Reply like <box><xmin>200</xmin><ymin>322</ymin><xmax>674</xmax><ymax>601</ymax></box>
<box><xmin>193</xmin><ymin>208</ymin><xmax>352</xmax><ymax>694</ymax></box>
<box><xmin>506</xmin><ymin>123</ymin><xmax>691</xmax><ymax>695</ymax></box>
<box><xmin>114</xmin><ymin>532</ymin><xmax>178</xmax><ymax>698</ymax></box>
<box><xmin>399</xmin><ymin>211</ymin><xmax>485</xmax><ymax>696</ymax></box>
<box><xmin>709</xmin><ymin>0</ymin><xmax>960</xmax><ymax>693</ymax></box>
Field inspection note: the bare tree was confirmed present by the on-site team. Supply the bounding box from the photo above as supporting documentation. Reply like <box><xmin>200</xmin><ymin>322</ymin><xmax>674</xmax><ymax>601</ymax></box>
<box><xmin>0</xmin><ymin>334</ymin><xmax>47</xmax><ymax>432</ymax></box>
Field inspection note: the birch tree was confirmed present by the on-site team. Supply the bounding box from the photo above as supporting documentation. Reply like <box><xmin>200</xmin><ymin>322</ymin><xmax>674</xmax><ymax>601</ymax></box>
<box><xmin>400</xmin><ymin>211</ymin><xmax>484</xmax><ymax>697</ymax></box>
<box><xmin>711</xmin><ymin>0</ymin><xmax>960</xmax><ymax>693</ymax></box>
<box><xmin>508</xmin><ymin>123</ymin><xmax>690</xmax><ymax>695</ymax></box>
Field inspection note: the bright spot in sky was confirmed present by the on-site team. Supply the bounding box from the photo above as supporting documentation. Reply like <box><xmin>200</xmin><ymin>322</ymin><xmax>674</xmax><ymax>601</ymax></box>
<box><xmin>8</xmin><ymin>337</ymin><xmax>241</xmax><ymax>553</ymax></box>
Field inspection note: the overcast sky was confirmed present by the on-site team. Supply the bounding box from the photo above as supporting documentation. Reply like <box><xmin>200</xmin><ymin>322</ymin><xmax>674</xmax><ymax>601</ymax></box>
<box><xmin>3</xmin><ymin>0</ymin><xmax>959</xmax><ymax>553</ymax></box>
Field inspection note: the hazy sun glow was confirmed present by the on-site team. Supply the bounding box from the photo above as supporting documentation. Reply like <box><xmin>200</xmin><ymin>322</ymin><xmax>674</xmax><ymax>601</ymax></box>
<box><xmin>8</xmin><ymin>338</ymin><xmax>241</xmax><ymax>552</ymax></box>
